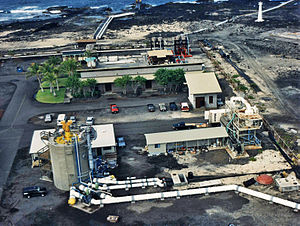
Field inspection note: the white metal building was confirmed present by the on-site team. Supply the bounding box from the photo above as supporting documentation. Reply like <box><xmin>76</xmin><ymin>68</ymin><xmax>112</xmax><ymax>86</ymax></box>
<box><xmin>185</xmin><ymin>71</ymin><xmax>222</xmax><ymax>109</ymax></box>
<box><xmin>145</xmin><ymin>127</ymin><xmax>228</xmax><ymax>156</ymax></box>
<box><xmin>91</xmin><ymin>124</ymin><xmax>117</xmax><ymax>156</ymax></box>
<box><xmin>29</xmin><ymin>129</ymin><xmax>55</xmax><ymax>162</ymax></box>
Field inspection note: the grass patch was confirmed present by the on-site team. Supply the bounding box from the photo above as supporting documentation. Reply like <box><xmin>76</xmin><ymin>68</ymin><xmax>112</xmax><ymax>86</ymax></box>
<box><xmin>249</xmin><ymin>157</ymin><xmax>257</xmax><ymax>161</ymax></box>
<box><xmin>36</xmin><ymin>88</ymin><xmax>66</xmax><ymax>103</ymax></box>
<box><xmin>238</xmin><ymin>84</ymin><xmax>248</xmax><ymax>92</ymax></box>
<box><xmin>41</xmin><ymin>78</ymin><xmax>68</xmax><ymax>88</ymax></box>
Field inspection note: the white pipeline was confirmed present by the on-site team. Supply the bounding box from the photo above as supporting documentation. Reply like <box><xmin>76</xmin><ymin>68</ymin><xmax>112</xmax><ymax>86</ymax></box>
<box><xmin>90</xmin><ymin>185</ymin><xmax>300</xmax><ymax>211</ymax></box>
<box><xmin>93</xmin><ymin>177</ymin><xmax>162</xmax><ymax>185</ymax></box>
<box><xmin>88</xmin><ymin>180</ymin><xmax>164</xmax><ymax>191</ymax></box>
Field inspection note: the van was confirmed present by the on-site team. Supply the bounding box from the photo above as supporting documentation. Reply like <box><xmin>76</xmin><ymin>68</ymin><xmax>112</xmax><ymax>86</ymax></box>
<box><xmin>23</xmin><ymin>186</ymin><xmax>47</xmax><ymax>198</ymax></box>
<box><xmin>57</xmin><ymin>114</ymin><xmax>67</xmax><ymax>126</ymax></box>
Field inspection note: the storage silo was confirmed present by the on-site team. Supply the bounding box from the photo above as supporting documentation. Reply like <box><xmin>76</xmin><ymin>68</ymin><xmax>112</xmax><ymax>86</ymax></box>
<box><xmin>48</xmin><ymin>130</ymin><xmax>90</xmax><ymax>191</ymax></box>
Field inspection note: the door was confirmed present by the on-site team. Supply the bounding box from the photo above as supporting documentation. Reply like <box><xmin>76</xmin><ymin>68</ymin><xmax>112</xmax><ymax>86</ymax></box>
<box><xmin>196</xmin><ymin>97</ymin><xmax>205</xmax><ymax>108</ymax></box>
<box><xmin>105</xmin><ymin>83</ymin><xmax>112</xmax><ymax>92</ymax></box>
<box><xmin>145</xmin><ymin>80</ymin><xmax>152</xmax><ymax>89</ymax></box>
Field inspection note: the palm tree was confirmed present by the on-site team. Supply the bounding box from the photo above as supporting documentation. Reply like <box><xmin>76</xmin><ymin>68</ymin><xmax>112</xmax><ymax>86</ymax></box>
<box><xmin>60</xmin><ymin>59</ymin><xmax>80</xmax><ymax>77</ymax></box>
<box><xmin>53</xmin><ymin>66</ymin><xmax>60</xmax><ymax>91</ymax></box>
<box><xmin>26</xmin><ymin>63</ymin><xmax>44</xmax><ymax>92</ymax></box>
<box><xmin>43</xmin><ymin>72</ymin><xmax>57</xmax><ymax>96</ymax></box>
<box><xmin>47</xmin><ymin>56</ymin><xmax>62</xmax><ymax>66</ymax></box>
<box><xmin>39</xmin><ymin>62</ymin><xmax>56</xmax><ymax>96</ymax></box>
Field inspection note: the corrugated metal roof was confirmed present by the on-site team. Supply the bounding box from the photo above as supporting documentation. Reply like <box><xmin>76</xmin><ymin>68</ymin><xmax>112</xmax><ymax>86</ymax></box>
<box><xmin>91</xmin><ymin>124</ymin><xmax>116</xmax><ymax>148</ymax></box>
<box><xmin>145</xmin><ymin>127</ymin><xmax>228</xmax><ymax>145</ymax></box>
<box><xmin>185</xmin><ymin>71</ymin><xmax>222</xmax><ymax>94</ymax></box>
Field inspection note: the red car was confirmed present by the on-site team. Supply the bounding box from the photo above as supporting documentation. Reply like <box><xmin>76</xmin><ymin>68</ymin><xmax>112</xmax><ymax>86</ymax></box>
<box><xmin>110</xmin><ymin>104</ymin><xmax>119</xmax><ymax>114</ymax></box>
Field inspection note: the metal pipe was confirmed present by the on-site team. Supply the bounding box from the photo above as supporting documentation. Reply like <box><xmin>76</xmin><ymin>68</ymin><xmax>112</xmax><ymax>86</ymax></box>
<box><xmin>90</xmin><ymin>184</ymin><xmax>300</xmax><ymax>211</ymax></box>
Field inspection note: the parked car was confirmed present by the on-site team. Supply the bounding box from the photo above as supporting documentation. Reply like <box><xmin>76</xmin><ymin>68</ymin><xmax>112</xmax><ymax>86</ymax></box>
<box><xmin>110</xmin><ymin>104</ymin><xmax>119</xmax><ymax>114</ymax></box>
<box><xmin>147</xmin><ymin>104</ymin><xmax>155</xmax><ymax>112</ymax></box>
<box><xmin>57</xmin><ymin>114</ymin><xmax>67</xmax><ymax>126</ymax></box>
<box><xmin>180</xmin><ymin>102</ymin><xmax>190</xmax><ymax>112</ymax></box>
<box><xmin>159</xmin><ymin>103</ymin><xmax>167</xmax><ymax>112</ymax></box>
<box><xmin>117</xmin><ymin>137</ymin><xmax>126</xmax><ymax>148</ymax></box>
<box><xmin>44</xmin><ymin>114</ymin><xmax>52</xmax><ymax>123</ymax></box>
<box><xmin>86</xmin><ymin>117</ymin><xmax>94</xmax><ymax>125</ymax></box>
<box><xmin>217</xmin><ymin>98</ymin><xmax>224</xmax><ymax>106</ymax></box>
<box><xmin>23</xmin><ymin>186</ymin><xmax>47</xmax><ymax>199</ymax></box>
<box><xmin>169</xmin><ymin>102</ymin><xmax>178</xmax><ymax>111</ymax></box>
<box><xmin>70</xmin><ymin>116</ymin><xmax>76</xmax><ymax>123</ymax></box>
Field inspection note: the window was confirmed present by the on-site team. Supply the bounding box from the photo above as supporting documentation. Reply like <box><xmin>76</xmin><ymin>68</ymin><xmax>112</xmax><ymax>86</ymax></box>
<box><xmin>209</xmin><ymin>96</ymin><xmax>213</xmax><ymax>104</ymax></box>
<box><xmin>155</xmin><ymin>144</ymin><xmax>160</xmax><ymax>148</ymax></box>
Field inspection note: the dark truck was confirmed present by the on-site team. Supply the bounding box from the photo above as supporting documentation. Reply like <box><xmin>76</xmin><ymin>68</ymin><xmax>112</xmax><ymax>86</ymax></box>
<box><xmin>173</xmin><ymin>122</ymin><xmax>208</xmax><ymax>130</ymax></box>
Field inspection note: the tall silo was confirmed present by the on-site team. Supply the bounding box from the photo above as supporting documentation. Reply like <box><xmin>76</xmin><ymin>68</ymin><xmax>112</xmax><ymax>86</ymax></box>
<box><xmin>48</xmin><ymin>129</ymin><xmax>90</xmax><ymax>191</ymax></box>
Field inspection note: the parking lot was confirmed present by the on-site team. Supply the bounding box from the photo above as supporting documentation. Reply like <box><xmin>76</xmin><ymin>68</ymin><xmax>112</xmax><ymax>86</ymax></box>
<box><xmin>30</xmin><ymin>104</ymin><xmax>205</xmax><ymax>128</ymax></box>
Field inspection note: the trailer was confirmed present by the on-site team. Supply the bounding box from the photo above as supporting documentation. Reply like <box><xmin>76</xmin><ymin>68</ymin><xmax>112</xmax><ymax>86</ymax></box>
<box><xmin>172</xmin><ymin>122</ymin><xmax>208</xmax><ymax>130</ymax></box>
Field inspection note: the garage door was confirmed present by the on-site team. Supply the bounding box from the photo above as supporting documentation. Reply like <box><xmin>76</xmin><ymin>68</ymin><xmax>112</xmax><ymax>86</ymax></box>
<box><xmin>196</xmin><ymin>97</ymin><xmax>205</xmax><ymax>108</ymax></box>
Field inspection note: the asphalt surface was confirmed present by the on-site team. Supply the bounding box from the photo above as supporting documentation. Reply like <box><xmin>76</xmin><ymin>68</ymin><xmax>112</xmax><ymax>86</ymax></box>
<box><xmin>0</xmin><ymin>70</ymin><xmax>191</xmax><ymax>199</ymax></box>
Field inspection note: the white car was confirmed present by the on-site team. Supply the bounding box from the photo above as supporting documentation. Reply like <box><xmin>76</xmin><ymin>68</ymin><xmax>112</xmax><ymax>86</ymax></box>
<box><xmin>44</xmin><ymin>114</ymin><xmax>52</xmax><ymax>123</ymax></box>
<box><xmin>180</xmin><ymin>102</ymin><xmax>190</xmax><ymax>112</ymax></box>
<box><xmin>86</xmin><ymin>117</ymin><xmax>94</xmax><ymax>125</ymax></box>
<box><xmin>159</xmin><ymin>103</ymin><xmax>167</xmax><ymax>112</ymax></box>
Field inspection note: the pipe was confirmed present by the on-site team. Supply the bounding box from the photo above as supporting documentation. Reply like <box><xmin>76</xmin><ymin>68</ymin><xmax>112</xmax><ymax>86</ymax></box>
<box><xmin>86</xmin><ymin>128</ymin><xmax>94</xmax><ymax>172</ymax></box>
<box><xmin>93</xmin><ymin>176</ymin><xmax>162</xmax><ymax>185</ymax></box>
<box><xmin>90</xmin><ymin>185</ymin><xmax>300</xmax><ymax>211</ymax></box>
<box><xmin>88</xmin><ymin>180</ymin><xmax>165</xmax><ymax>191</ymax></box>
<box><xmin>74</xmin><ymin>137</ymin><xmax>82</xmax><ymax>183</ymax></box>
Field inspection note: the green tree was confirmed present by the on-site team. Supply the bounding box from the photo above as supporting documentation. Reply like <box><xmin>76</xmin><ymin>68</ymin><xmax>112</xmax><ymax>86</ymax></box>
<box><xmin>59</xmin><ymin>59</ymin><xmax>80</xmax><ymax>77</ymax></box>
<box><xmin>66</xmin><ymin>75</ymin><xmax>81</xmax><ymax>96</ymax></box>
<box><xmin>39</xmin><ymin>62</ymin><xmax>57</xmax><ymax>95</ymax></box>
<box><xmin>47</xmin><ymin>56</ymin><xmax>62</xmax><ymax>66</ymax></box>
<box><xmin>170</xmin><ymin>68</ymin><xmax>185</xmax><ymax>92</ymax></box>
<box><xmin>26</xmin><ymin>63</ymin><xmax>44</xmax><ymax>92</ymax></box>
<box><xmin>53</xmin><ymin>66</ymin><xmax>60</xmax><ymax>91</ymax></box>
<box><xmin>43</xmin><ymin>72</ymin><xmax>57</xmax><ymax>96</ymax></box>
<box><xmin>86</xmin><ymin>78</ymin><xmax>97</xmax><ymax>97</ymax></box>
<box><xmin>154</xmin><ymin>68</ymin><xmax>185</xmax><ymax>93</ymax></box>
<box><xmin>79</xmin><ymin>80</ymin><xmax>89</xmax><ymax>97</ymax></box>
<box><xmin>114</xmin><ymin>75</ymin><xmax>132</xmax><ymax>95</ymax></box>
<box><xmin>131</xmin><ymin>75</ymin><xmax>147</xmax><ymax>95</ymax></box>
<box><xmin>84</xmin><ymin>51</ymin><xmax>94</xmax><ymax>58</ymax></box>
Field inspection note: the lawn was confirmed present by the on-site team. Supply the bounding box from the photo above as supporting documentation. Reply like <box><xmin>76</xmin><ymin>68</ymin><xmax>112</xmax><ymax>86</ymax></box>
<box><xmin>41</xmin><ymin>78</ymin><xmax>68</xmax><ymax>88</ymax></box>
<box><xmin>36</xmin><ymin>88</ymin><xmax>66</xmax><ymax>103</ymax></box>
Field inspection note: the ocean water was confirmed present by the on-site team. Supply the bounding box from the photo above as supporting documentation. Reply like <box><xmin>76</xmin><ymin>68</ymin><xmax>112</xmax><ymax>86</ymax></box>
<box><xmin>0</xmin><ymin>0</ymin><xmax>198</xmax><ymax>23</ymax></box>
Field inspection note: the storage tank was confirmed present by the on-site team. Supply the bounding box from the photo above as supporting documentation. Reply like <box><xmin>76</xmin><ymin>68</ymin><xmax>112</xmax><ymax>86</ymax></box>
<box><xmin>48</xmin><ymin>132</ymin><xmax>89</xmax><ymax>191</ymax></box>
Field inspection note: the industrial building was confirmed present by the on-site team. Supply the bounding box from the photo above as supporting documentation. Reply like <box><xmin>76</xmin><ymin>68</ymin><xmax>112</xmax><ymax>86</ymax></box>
<box><xmin>78</xmin><ymin>63</ymin><xmax>204</xmax><ymax>95</ymax></box>
<box><xmin>147</xmin><ymin>49</ymin><xmax>174</xmax><ymax>65</ymax></box>
<box><xmin>91</xmin><ymin>124</ymin><xmax>117</xmax><ymax>167</ymax></box>
<box><xmin>29</xmin><ymin>123</ymin><xmax>117</xmax><ymax>191</ymax></box>
<box><xmin>220</xmin><ymin>97</ymin><xmax>263</xmax><ymax>153</ymax></box>
<box><xmin>185</xmin><ymin>71</ymin><xmax>222</xmax><ymax>109</ymax></box>
<box><xmin>145</xmin><ymin>127</ymin><xmax>228</xmax><ymax>156</ymax></box>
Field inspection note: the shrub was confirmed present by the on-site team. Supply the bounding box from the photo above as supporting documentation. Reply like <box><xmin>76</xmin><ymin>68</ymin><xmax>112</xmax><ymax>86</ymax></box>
<box><xmin>232</xmin><ymin>74</ymin><xmax>239</xmax><ymax>78</ymax></box>
<box><xmin>238</xmin><ymin>84</ymin><xmax>248</xmax><ymax>92</ymax></box>
<box><xmin>249</xmin><ymin>157</ymin><xmax>257</xmax><ymax>161</ymax></box>
<box><xmin>248</xmin><ymin>95</ymin><xmax>255</xmax><ymax>99</ymax></box>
